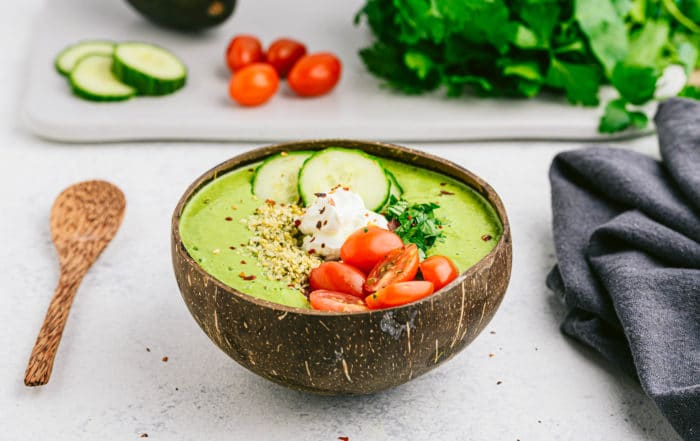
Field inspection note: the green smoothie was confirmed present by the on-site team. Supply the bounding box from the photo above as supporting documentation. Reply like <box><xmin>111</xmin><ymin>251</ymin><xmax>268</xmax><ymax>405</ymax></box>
<box><xmin>179</xmin><ymin>158</ymin><xmax>502</xmax><ymax>308</ymax></box>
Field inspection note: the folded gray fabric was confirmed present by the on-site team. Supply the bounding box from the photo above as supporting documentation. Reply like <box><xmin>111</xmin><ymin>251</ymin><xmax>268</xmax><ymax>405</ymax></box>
<box><xmin>547</xmin><ymin>98</ymin><xmax>700</xmax><ymax>440</ymax></box>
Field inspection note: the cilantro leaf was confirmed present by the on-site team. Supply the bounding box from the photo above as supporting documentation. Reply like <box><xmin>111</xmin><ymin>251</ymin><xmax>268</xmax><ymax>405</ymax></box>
<box><xmin>599</xmin><ymin>98</ymin><xmax>649</xmax><ymax>133</ymax></box>
<box><xmin>383</xmin><ymin>196</ymin><xmax>445</xmax><ymax>258</ymax></box>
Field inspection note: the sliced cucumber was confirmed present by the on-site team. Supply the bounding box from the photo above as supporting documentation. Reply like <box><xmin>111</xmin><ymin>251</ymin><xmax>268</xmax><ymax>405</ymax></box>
<box><xmin>55</xmin><ymin>40</ymin><xmax>115</xmax><ymax>76</ymax></box>
<box><xmin>113</xmin><ymin>42</ymin><xmax>187</xmax><ymax>95</ymax></box>
<box><xmin>69</xmin><ymin>54</ymin><xmax>136</xmax><ymax>102</ymax></box>
<box><xmin>298</xmin><ymin>148</ymin><xmax>390</xmax><ymax>211</ymax></box>
<box><xmin>252</xmin><ymin>151</ymin><xmax>313</xmax><ymax>203</ymax></box>
<box><xmin>386</xmin><ymin>169</ymin><xmax>403</xmax><ymax>201</ymax></box>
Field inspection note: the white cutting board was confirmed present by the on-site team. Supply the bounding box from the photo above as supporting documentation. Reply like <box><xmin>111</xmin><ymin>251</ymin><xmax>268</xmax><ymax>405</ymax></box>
<box><xmin>21</xmin><ymin>0</ymin><xmax>652</xmax><ymax>142</ymax></box>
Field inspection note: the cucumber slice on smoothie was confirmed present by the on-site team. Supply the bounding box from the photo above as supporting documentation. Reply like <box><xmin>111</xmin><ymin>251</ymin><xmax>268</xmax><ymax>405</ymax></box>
<box><xmin>113</xmin><ymin>42</ymin><xmax>187</xmax><ymax>95</ymax></box>
<box><xmin>55</xmin><ymin>40</ymin><xmax>115</xmax><ymax>75</ymax></box>
<box><xmin>252</xmin><ymin>151</ymin><xmax>313</xmax><ymax>203</ymax></box>
<box><xmin>298</xmin><ymin>148</ymin><xmax>390</xmax><ymax>211</ymax></box>
<box><xmin>69</xmin><ymin>54</ymin><xmax>136</xmax><ymax>102</ymax></box>
<box><xmin>387</xmin><ymin>169</ymin><xmax>403</xmax><ymax>201</ymax></box>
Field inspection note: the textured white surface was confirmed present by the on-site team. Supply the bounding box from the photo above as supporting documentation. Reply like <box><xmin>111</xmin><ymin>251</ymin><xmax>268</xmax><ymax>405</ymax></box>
<box><xmin>20</xmin><ymin>0</ymin><xmax>653</xmax><ymax>142</ymax></box>
<box><xmin>0</xmin><ymin>2</ymin><xmax>681</xmax><ymax>440</ymax></box>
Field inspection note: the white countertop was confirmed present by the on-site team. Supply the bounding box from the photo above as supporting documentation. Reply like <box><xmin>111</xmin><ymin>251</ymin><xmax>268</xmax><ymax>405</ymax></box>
<box><xmin>0</xmin><ymin>2</ymin><xmax>681</xmax><ymax>440</ymax></box>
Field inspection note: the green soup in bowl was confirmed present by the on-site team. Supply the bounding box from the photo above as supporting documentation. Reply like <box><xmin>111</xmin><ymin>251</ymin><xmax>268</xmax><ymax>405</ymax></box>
<box><xmin>171</xmin><ymin>140</ymin><xmax>511</xmax><ymax>395</ymax></box>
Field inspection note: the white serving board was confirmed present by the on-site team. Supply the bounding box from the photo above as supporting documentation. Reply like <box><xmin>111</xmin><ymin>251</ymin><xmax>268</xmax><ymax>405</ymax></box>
<box><xmin>21</xmin><ymin>0</ymin><xmax>652</xmax><ymax>142</ymax></box>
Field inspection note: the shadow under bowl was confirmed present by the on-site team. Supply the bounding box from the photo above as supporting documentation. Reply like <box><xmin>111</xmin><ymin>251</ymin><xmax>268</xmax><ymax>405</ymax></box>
<box><xmin>171</xmin><ymin>139</ymin><xmax>512</xmax><ymax>395</ymax></box>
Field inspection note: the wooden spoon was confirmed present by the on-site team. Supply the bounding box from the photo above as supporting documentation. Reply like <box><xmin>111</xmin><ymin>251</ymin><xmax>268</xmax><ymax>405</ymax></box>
<box><xmin>24</xmin><ymin>180</ymin><xmax>126</xmax><ymax>386</ymax></box>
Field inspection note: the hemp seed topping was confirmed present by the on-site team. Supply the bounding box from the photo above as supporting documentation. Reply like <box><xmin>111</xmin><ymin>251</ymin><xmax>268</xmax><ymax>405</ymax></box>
<box><xmin>245</xmin><ymin>202</ymin><xmax>321</xmax><ymax>291</ymax></box>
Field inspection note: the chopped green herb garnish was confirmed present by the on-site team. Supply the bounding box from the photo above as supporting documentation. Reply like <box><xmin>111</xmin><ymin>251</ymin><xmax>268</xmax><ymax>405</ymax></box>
<box><xmin>383</xmin><ymin>196</ymin><xmax>445</xmax><ymax>258</ymax></box>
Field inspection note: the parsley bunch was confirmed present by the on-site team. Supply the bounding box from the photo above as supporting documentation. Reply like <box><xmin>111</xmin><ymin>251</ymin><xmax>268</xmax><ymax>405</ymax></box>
<box><xmin>355</xmin><ymin>0</ymin><xmax>700</xmax><ymax>133</ymax></box>
<box><xmin>383</xmin><ymin>196</ymin><xmax>445</xmax><ymax>258</ymax></box>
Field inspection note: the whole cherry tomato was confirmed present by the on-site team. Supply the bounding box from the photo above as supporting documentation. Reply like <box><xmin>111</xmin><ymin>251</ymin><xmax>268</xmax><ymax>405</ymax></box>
<box><xmin>309</xmin><ymin>262</ymin><xmax>366</xmax><ymax>298</ymax></box>
<box><xmin>364</xmin><ymin>244</ymin><xmax>419</xmax><ymax>294</ymax></box>
<box><xmin>365</xmin><ymin>281</ymin><xmax>434</xmax><ymax>309</ymax></box>
<box><xmin>266</xmin><ymin>38</ymin><xmax>307</xmax><ymax>77</ymax></box>
<box><xmin>288</xmin><ymin>52</ymin><xmax>342</xmax><ymax>97</ymax></box>
<box><xmin>228</xmin><ymin>63</ymin><xmax>279</xmax><ymax>107</ymax></box>
<box><xmin>309</xmin><ymin>290</ymin><xmax>369</xmax><ymax>312</ymax></box>
<box><xmin>226</xmin><ymin>35</ymin><xmax>264</xmax><ymax>72</ymax></box>
<box><xmin>420</xmin><ymin>255</ymin><xmax>459</xmax><ymax>291</ymax></box>
<box><xmin>340</xmin><ymin>226</ymin><xmax>403</xmax><ymax>273</ymax></box>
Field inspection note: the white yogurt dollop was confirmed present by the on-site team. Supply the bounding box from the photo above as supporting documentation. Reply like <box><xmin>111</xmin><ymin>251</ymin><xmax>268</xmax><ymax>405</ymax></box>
<box><xmin>298</xmin><ymin>188</ymin><xmax>388</xmax><ymax>260</ymax></box>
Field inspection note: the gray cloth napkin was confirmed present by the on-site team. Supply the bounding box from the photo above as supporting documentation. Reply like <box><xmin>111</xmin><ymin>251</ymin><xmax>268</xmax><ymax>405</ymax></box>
<box><xmin>547</xmin><ymin>98</ymin><xmax>700</xmax><ymax>440</ymax></box>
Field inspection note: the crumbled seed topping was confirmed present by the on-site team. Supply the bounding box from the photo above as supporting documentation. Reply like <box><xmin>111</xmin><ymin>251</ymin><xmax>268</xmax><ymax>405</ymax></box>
<box><xmin>246</xmin><ymin>202</ymin><xmax>321</xmax><ymax>291</ymax></box>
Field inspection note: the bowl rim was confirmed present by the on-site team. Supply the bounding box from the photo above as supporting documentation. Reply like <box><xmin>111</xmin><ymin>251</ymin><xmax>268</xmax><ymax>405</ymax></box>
<box><xmin>172</xmin><ymin>139</ymin><xmax>511</xmax><ymax>316</ymax></box>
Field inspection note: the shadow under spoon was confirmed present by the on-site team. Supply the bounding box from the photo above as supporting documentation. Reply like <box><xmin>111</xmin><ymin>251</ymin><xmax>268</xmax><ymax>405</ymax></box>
<box><xmin>24</xmin><ymin>180</ymin><xmax>126</xmax><ymax>387</ymax></box>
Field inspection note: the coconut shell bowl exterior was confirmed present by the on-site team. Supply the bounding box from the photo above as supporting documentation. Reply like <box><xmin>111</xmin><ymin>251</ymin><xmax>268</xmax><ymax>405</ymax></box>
<box><xmin>171</xmin><ymin>140</ymin><xmax>512</xmax><ymax>395</ymax></box>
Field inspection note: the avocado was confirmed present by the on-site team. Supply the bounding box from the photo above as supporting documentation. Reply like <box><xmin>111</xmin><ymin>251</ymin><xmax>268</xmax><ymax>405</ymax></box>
<box><xmin>126</xmin><ymin>0</ymin><xmax>236</xmax><ymax>31</ymax></box>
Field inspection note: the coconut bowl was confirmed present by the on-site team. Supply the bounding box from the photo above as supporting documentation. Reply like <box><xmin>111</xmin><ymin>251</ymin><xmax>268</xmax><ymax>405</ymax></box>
<box><xmin>171</xmin><ymin>140</ymin><xmax>512</xmax><ymax>395</ymax></box>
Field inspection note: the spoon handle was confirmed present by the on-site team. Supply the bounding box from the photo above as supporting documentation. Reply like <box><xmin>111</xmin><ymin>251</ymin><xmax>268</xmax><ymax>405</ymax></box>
<box><xmin>25</xmin><ymin>270</ymin><xmax>85</xmax><ymax>386</ymax></box>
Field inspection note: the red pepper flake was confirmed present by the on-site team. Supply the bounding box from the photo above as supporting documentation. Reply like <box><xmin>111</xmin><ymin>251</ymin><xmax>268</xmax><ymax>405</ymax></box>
<box><xmin>440</xmin><ymin>182</ymin><xmax>447</xmax><ymax>186</ymax></box>
<box><xmin>319</xmin><ymin>206</ymin><xmax>326</xmax><ymax>214</ymax></box>
<box><xmin>239</xmin><ymin>272</ymin><xmax>256</xmax><ymax>281</ymax></box>
<box><xmin>294</xmin><ymin>219</ymin><xmax>301</xmax><ymax>227</ymax></box>
<box><xmin>229</xmin><ymin>246</ymin><xmax>236</xmax><ymax>250</ymax></box>
<box><xmin>329</xmin><ymin>198</ymin><xmax>336</xmax><ymax>206</ymax></box>
<box><xmin>323</xmin><ymin>220</ymin><xmax>328</xmax><ymax>226</ymax></box>
<box><xmin>316</xmin><ymin>220</ymin><xmax>322</xmax><ymax>229</ymax></box>
<box><xmin>342</xmin><ymin>186</ymin><xmax>350</xmax><ymax>191</ymax></box>
<box><xmin>438</xmin><ymin>225</ymin><xmax>443</xmax><ymax>229</ymax></box>
<box><xmin>240</xmin><ymin>260</ymin><xmax>247</xmax><ymax>264</ymax></box>
<box><xmin>338</xmin><ymin>437</ymin><xmax>349</xmax><ymax>441</ymax></box>
<box><xmin>481</xmin><ymin>234</ymin><xmax>493</xmax><ymax>241</ymax></box>
<box><xmin>314</xmin><ymin>192</ymin><xmax>327</xmax><ymax>198</ymax></box>
<box><xmin>439</xmin><ymin>190</ymin><xmax>455</xmax><ymax>196</ymax></box>
<box><xmin>407</xmin><ymin>215</ymin><xmax>413</xmax><ymax>220</ymax></box>
<box><xmin>265</xmin><ymin>199</ymin><xmax>276</xmax><ymax>206</ymax></box>
<box><xmin>162</xmin><ymin>356</ymin><xmax>168</xmax><ymax>362</ymax></box>
<box><xmin>225</xmin><ymin>217</ymin><xmax>233</xmax><ymax>221</ymax></box>
<box><xmin>308</xmin><ymin>249</ymin><xmax>316</xmax><ymax>254</ymax></box>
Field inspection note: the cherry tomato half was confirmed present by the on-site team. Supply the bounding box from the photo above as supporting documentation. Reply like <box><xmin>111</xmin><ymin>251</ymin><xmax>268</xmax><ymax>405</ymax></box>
<box><xmin>228</xmin><ymin>63</ymin><xmax>279</xmax><ymax>107</ymax></box>
<box><xmin>365</xmin><ymin>281</ymin><xmax>434</xmax><ymax>310</ymax></box>
<box><xmin>309</xmin><ymin>262</ymin><xmax>366</xmax><ymax>298</ymax></box>
<box><xmin>364</xmin><ymin>244</ymin><xmax>419</xmax><ymax>294</ymax></box>
<box><xmin>340</xmin><ymin>226</ymin><xmax>404</xmax><ymax>274</ymax></box>
<box><xmin>288</xmin><ymin>52</ymin><xmax>342</xmax><ymax>97</ymax></box>
<box><xmin>226</xmin><ymin>35</ymin><xmax>265</xmax><ymax>72</ymax></box>
<box><xmin>266</xmin><ymin>38</ymin><xmax>307</xmax><ymax>78</ymax></box>
<box><xmin>420</xmin><ymin>255</ymin><xmax>459</xmax><ymax>291</ymax></box>
<box><xmin>309</xmin><ymin>290</ymin><xmax>369</xmax><ymax>312</ymax></box>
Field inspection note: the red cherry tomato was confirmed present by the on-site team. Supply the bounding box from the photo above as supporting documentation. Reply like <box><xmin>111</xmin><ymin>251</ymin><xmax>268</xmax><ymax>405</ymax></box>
<box><xmin>228</xmin><ymin>63</ymin><xmax>279</xmax><ymax>107</ymax></box>
<box><xmin>226</xmin><ymin>35</ymin><xmax>265</xmax><ymax>72</ymax></box>
<box><xmin>266</xmin><ymin>38</ymin><xmax>307</xmax><ymax>77</ymax></box>
<box><xmin>288</xmin><ymin>52</ymin><xmax>342</xmax><ymax>97</ymax></box>
<box><xmin>364</xmin><ymin>244</ymin><xmax>420</xmax><ymax>294</ymax></box>
<box><xmin>420</xmin><ymin>255</ymin><xmax>459</xmax><ymax>291</ymax></box>
<box><xmin>340</xmin><ymin>226</ymin><xmax>403</xmax><ymax>274</ymax></box>
<box><xmin>309</xmin><ymin>290</ymin><xmax>369</xmax><ymax>312</ymax></box>
<box><xmin>309</xmin><ymin>262</ymin><xmax>366</xmax><ymax>298</ymax></box>
<box><xmin>365</xmin><ymin>281</ymin><xmax>434</xmax><ymax>310</ymax></box>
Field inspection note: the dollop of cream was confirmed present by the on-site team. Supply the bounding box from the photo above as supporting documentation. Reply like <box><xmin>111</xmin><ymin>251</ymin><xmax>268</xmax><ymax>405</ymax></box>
<box><xmin>297</xmin><ymin>188</ymin><xmax>388</xmax><ymax>260</ymax></box>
